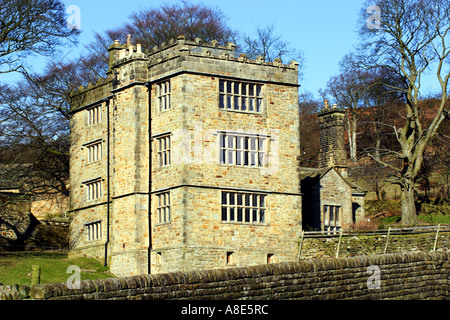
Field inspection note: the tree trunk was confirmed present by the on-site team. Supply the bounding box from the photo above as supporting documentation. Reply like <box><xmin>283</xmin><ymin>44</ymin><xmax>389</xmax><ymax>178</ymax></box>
<box><xmin>374</xmin><ymin>121</ymin><xmax>381</xmax><ymax>161</ymax></box>
<box><xmin>347</xmin><ymin>113</ymin><xmax>357</xmax><ymax>163</ymax></box>
<box><xmin>400</xmin><ymin>181</ymin><xmax>420</xmax><ymax>226</ymax></box>
<box><xmin>351</xmin><ymin>127</ymin><xmax>357</xmax><ymax>163</ymax></box>
<box><xmin>375</xmin><ymin>136</ymin><xmax>381</xmax><ymax>161</ymax></box>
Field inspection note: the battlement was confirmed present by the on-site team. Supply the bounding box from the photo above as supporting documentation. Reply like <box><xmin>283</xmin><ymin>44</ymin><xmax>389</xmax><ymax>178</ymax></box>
<box><xmin>69</xmin><ymin>35</ymin><xmax>300</xmax><ymax>112</ymax></box>
<box><xmin>107</xmin><ymin>34</ymin><xmax>299</xmax><ymax>70</ymax></box>
<box><xmin>145</xmin><ymin>35</ymin><xmax>299</xmax><ymax>85</ymax></box>
<box><xmin>145</xmin><ymin>35</ymin><xmax>299</xmax><ymax>71</ymax></box>
<box><xmin>69</xmin><ymin>76</ymin><xmax>114</xmax><ymax>112</ymax></box>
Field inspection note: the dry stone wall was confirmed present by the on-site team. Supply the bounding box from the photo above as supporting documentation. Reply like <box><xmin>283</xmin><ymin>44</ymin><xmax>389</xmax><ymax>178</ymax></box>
<box><xmin>299</xmin><ymin>229</ymin><xmax>450</xmax><ymax>259</ymax></box>
<box><xmin>23</xmin><ymin>250</ymin><xmax>448</xmax><ymax>300</ymax></box>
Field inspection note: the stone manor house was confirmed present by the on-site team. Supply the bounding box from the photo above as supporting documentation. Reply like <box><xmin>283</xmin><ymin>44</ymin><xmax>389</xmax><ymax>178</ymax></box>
<box><xmin>68</xmin><ymin>36</ymin><xmax>365</xmax><ymax>277</ymax></box>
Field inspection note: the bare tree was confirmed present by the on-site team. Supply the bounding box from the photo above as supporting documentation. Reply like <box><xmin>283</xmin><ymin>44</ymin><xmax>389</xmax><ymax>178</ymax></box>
<box><xmin>124</xmin><ymin>0</ymin><xmax>237</xmax><ymax>46</ymax></box>
<box><xmin>358</xmin><ymin>0</ymin><xmax>450</xmax><ymax>225</ymax></box>
<box><xmin>299</xmin><ymin>91</ymin><xmax>321</xmax><ymax>116</ymax></box>
<box><xmin>241</xmin><ymin>24</ymin><xmax>304</xmax><ymax>77</ymax></box>
<box><xmin>361</xmin><ymin>66</ymin><xmax>406</xmax><ymax>160</ymax></box>
<box><xmin>0</xmin><ymin>0</ymin><xmax>78</xmax><ymax>75</ymax></box>
<box><xmin>325</xmin><ymin>53</ymin><xmax>370</xmax><ymax>163</ymax></box>
<box><xmin>85</xmin><ymin>0</ymin><xmax>238</xmax><ymax>76</ymax></box>
<box><xmin>298</xmin><ymin>91</ymin><xmax>322</xmax><ymax>167</ymax></box>
<box><xmin>1</xmin><ymin>1</ymin><xmax>239</xmax><ymax>200</ymax></box>
<box><xmin>0</xmin><ymin>74</ymin><xmax>71</xmax><ymax>197</ymax></box>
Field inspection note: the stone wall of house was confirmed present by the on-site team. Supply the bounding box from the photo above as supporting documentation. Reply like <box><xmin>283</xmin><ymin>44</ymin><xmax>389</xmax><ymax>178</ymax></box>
<box><xmin>150</xmin><ymin>187</ymin><xmax>301</xmax><ymax>274</ymax></box>
<box><xmin>23</xmin><ymin>250</ymin><xmax>449</xmax><ymax>300</ymax></box>
<box><xmin>108</xmin><ymin>80</ymin><xmax>150</xmax><ymax>277</ymax></box>
<box><xmin>146</xmin><ymin>39</ymin><xmax>301</xmax><ymax>275</ymax></box>
<box><xmin>69</xmin><ymin>95</ymin><xmax>109</xmax><ymax>261</ymax></box>
<box><xmin>0</xmin><ymin>199</ymin><xmax>38</xmax><ymax>247</ymax></box>
<box><xmin>319</xmin><ymin>169</ymin><xmax>353</xmax><ymax>227</ymax></box>
<box><xmin>69</xmin><ymin>36</ymin><xmax>302</xmax><ymax>277</ymax></box>
<box><xmin>69</xmin><ymin>47</ymin><xmax>151</xmax><ymax>276</ymax></box>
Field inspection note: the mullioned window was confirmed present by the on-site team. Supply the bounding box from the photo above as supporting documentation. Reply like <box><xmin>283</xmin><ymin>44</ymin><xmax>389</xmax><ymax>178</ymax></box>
<box><xmin>219</xmin><ymin>80</ymin><xmax>263</xmax><ymax>113</ymax></box>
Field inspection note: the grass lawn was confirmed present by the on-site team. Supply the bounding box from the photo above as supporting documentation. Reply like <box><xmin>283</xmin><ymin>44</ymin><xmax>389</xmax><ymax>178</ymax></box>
<box><xmin>417</xmin><ymin>214</ymin><xmax>450</xmax><ymax>225</ymax></box>
<box><xmin>0</xmin><ymin>251</ymin><xmax>115</xmax><ymax>286</ymax></box>
<box><xmin>366</xmin><ymin>199</ymin><xmax>450</xmax><ymax>227</ymax></box>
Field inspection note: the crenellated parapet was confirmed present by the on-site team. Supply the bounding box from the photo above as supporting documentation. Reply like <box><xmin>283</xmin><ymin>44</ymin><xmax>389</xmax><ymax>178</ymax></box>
<box><xmin>146</xmin><ymin>35</ymin><xmax>299</xmax><ymax>72</ymax></box>
<box><xmin>69</xmin><ymin>75</ymin><xmax>114</xmax><ymax>112</ymax></box>
<box><xmin>69</xmin><ymin>34</ymin><xmax>300</xmax><ymax>112</ymax></box>
<box><xmin>145</xmin><ymin>35</ymin><xmax>299</xmax><ymax>85</ymax></box>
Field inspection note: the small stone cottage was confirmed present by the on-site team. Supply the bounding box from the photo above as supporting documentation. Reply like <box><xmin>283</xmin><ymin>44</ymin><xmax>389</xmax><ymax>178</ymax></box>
<box><xmin>300</xmin><ymin>102</ymin><xmax>365</xmax><ymax>232</ymax></box>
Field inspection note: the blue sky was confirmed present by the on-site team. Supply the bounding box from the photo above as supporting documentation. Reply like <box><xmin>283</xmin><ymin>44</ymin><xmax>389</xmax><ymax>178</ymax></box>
<box><xmin>9</xmin><ymin>0</ymin><xmax>368</xmax><ymax>98</ymax></box>
<box><xmin>66</xmin><ymin>0</ymin><xmax>366</xmax><ymax>98</ymax></box>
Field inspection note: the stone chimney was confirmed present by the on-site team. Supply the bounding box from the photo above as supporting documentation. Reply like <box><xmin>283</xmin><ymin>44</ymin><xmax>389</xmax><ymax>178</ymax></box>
<box><xmin>318</xmin><ymin>101</ymin><xmax>347</xmax><ymax>171</ymax></box>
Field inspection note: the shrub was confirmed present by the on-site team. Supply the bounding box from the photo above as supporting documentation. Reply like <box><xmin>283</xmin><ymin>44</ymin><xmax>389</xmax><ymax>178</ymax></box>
<box><xmin>346</xmin><ymin>219</ymin><xmax>381</xmax><ymax>231</ymax></box>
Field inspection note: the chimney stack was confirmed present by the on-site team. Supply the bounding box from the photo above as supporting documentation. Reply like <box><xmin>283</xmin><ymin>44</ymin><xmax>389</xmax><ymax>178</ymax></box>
<box><xmin>318</xmin><ymin>102</ymin><xmax>347</xmax><ymax>171</ymax></box>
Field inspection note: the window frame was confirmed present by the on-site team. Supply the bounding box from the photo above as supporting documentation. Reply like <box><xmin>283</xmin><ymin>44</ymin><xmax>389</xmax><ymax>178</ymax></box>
<box><xmin>157</xmin><ymin>80</ymin><xmax>171</xmax><ymax>112</ymax></box>
<box><xmin>221</xmin><ymin>191</ymin><xmax>267</xmax><ymax>225</ymax></box>
<box><xmin>85</xmin><ymin>220</ymin><xmax>102</xmax><ymax>241</ymax></box>
<box><xmin>219</xmin><ymin>79</ymin><xmax>263</xmax><ymax>113</ymax></box>
<box><xmin>87</xmin><ymin>104</ymin><xmax>102</xmax><ymax>125</ymax></box>
<box><xmin>156</xmin><ymin>191</ymin><xmax>171</xmax><ymax>224</ymax></box>
<box><xmin>323</xmin><ymin>205</ymin><xmax>341</xmax><ymax>233</ymax></box>
<box><xmin>219</xmin><ymin>132</ymin><xmax>268</xmax><ymax>168</ymax></box>
<box><xmin>156</xmin><ymin>134</ymin><xmax>171</xmax><ymax>167</ymax></box>
<box><xmin>84</xmin><ymin>179</ymin><xmax>102</xmax><ymax>202</ymax></box>
<box><xmin>85</xmin><ymin>140</ymin><xmax>102</xmax><ymax>163</ymax></box>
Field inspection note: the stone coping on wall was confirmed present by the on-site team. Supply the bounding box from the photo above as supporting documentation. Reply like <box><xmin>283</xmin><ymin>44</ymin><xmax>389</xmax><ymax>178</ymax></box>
<box><xmin>26</xmin><ymin>250</ymin><xmax>449</xmax><ymax>300</ymax></box>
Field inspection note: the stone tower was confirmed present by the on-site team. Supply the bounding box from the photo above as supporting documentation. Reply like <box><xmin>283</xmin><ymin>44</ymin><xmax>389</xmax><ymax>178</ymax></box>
<box><xmin>318</xmin><ymin>101</ymin><xmax>347</xmax><ymax>170</ymax></box>
<box><xmin>68</xmin><ymin>36</ymin><xmax>302</xmax><ymax>277</ymax></box>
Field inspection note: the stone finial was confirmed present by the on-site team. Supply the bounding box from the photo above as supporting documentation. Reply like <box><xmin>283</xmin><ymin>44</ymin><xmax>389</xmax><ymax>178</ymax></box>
<box><xmin>238</xmin><ymin>53</ymin><xmax>247</xmax><ymax>62</ymax></box>
<box><xmin>127</xmin><ymin>34</ymin><xmax>132</xmax><ymax>46</ymax></box>
<box><xmin>332</xmin><ymin>104</ymin><xmax>338</xmax><ymax>108</ymax></box>
<box><xmin>219</xmin><ymin>51</ymin><xmax>230</xmax><ymax>60</ymax></box>
<box><xmin>194</xmin><ymin>38</ymin><xmax>203</xmax><ymax>45</ymax></box>
<box><xmin>202</xmin><ymin>48</ymin><xmax>211</xmax><ymax>57</ymax></box>
<box><xmin>256</xmin><ymin>56</ymin><xmax>265</xmax><ymax>64</ymax></box>
<box><xmin>136</xmin><ymin>44</ymin><xmax>142</xmax><ymax>54</ymax></box>
<box><xmin>210</xmin><ymin>40</ymin><xmax>219</xmax><ymax>48</ymax></box>
<box><xmin>227</xmin><ymin>42</ymin><xmax>237</xmax><ymax>51</ymax></box>
<box><xmin>289</xmin><ymin>60</ymin><xmax>299</xmax><ymax>68</ymax></box>
<box><xmin>324</xmin><ymin>99</ymin><xmax>330</xmax><ymax>109</ymax></box>
<box><xmin>273</xmin><ymin>58</ymin><xmax>282</xmax><ymax>67</ymax></box>
<box><xmin>177</xmin><ymin>35</ymin><xmax>186</xmax><ymax>44</ymax></box>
